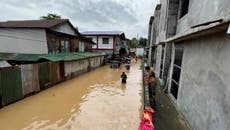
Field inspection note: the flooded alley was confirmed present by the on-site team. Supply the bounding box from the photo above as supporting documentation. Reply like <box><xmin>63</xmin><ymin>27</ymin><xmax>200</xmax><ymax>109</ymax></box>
<box><xmin>0</xmin><ymin>61</ymin><xmax>143</xmax><ymax>130</ymax></box>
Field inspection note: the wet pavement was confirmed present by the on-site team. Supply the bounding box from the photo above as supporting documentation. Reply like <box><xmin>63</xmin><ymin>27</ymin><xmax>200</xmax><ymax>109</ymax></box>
<box><xmin>154</xmin><ymin>86</ymin><xmax>190</xmax><ymax>130</ymax></box>
<box><xmin>0</xmin><ymin>61</ymin><xmax>143</xmax><ymax>130</ymax></box>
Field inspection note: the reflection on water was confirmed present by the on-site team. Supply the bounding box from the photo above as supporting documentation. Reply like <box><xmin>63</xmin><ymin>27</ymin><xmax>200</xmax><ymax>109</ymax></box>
<box><xmin>0</xmin><ymin>61</ymin><xmax>143</xmax><ymax>130</ymax></box>
<box><xmin>120</xmin><ymin>84</ymin><xmax>126</xmax><ymax>94</ymax></box>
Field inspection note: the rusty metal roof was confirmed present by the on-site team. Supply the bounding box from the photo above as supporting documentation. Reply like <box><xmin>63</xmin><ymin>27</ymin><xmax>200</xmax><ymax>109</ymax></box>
<box><xmin>0</xmin><ymin>19</ymin><xmax>68</xmax><ymax>28</ymax></box>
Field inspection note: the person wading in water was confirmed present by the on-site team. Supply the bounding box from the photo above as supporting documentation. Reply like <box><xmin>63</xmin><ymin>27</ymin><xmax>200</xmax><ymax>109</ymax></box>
<box><xmin>121</xmin><ymin>72</ymin><xmax>127</xmax><ymax>84</ymax></box>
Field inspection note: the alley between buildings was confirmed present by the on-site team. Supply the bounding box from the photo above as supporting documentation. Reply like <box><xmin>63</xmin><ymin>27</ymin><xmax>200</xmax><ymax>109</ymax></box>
<box><xmin>0</xmin><ymin>61</ymin><xmax>143</xmax><ymax>130</ymax></box>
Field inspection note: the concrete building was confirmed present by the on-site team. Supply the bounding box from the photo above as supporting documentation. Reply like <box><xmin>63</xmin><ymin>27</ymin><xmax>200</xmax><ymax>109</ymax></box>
<box><xmin>148</xmin><ymin>0</ymin><xmax>230</xmax><ymax>130</ymax></box>
<box><xmin>81</xmin><ymin>31</ymin><xmax>127</xmax><ymax>55</ymax></box>
<box><xmin>0</xmin><ymin>19</ymin><xmax>94</xmax><ymax>54</ymax></box>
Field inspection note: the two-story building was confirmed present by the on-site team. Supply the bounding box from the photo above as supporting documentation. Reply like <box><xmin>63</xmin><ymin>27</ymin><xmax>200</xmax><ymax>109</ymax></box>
<box><xmin>81</xmin><ymin>31</ymin><xmax>127</xmax><ymax>55</ymax></box>
<box><xmin>0</xmin><ymin>19</ymin><xmax>94</xmax><ymax>54</ymax></box>
<box><xmin>148</xmin><ymin>0</ymin><xmax>230</xmax><ymax>130</ymax></box>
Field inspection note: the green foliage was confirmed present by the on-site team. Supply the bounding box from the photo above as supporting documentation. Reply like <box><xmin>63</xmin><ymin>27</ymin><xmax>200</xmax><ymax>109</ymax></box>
<box><xmin>130</xmin><ymin>37</ymin><xmax>147</xmax><ymax>48</ymax></box>
<box><xmin>40</xmin><ymin>13</ymin><xmax>61</xmax><ymax>20</ymax></box>
<box><xmin>130</xmin><ymin>38</ymin><xmax>138</xmax><ymax>48</ymax></box>
<box><xmin>139</xmin><ymin>37</ymin><xmax>147</xmax><ymax>47</ymax></box>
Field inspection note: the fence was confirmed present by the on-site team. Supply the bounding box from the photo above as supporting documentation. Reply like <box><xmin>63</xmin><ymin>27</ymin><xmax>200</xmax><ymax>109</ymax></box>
<box><xmin>20</xmin><ymin>64</ymin><xmax>40</xmax><ymax>96</ymax></box>
<box><xmin>38</xmin><ymin>62</ymin><xmax>51</xmax><ymax>90</ymax></box>
<box><xmin>0</xmin><ymin>55</ymin><xmax>105</xmax><ymax>108</ymax></box>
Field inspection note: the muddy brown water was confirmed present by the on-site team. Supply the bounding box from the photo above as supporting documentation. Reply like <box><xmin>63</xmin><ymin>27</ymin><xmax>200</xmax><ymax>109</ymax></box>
<box><xmin>0</xmin><ymin>61</ymin><xmax>143</xmax><ymax>130</ymax></box>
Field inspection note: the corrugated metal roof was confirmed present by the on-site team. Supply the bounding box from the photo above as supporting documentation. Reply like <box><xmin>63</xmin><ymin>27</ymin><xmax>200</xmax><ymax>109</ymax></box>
<box><xmin>0</xmin><ymin>19</ymin><xmax>68</xmax><ymax>28</ymax></box>
<box><xmin>0</xmin><ymin>53</ymin><xmax>16</xmax><ymax>60</ymax></box>
<box><xmin>39</xmin><ymin>53</ymin><xmax>85</xmax><ymax>62</ymax></box>
<box><xmin>81</xmin><ymin>31</ymin><xmax>124</xmax><ymax>36</ymax></box>
<box><xmin>0</xmin><ymin>53</ymin><xmax>41</xmax><ymax>61</ymax></box>
<box><xmin>0</xmin><ymin>52</ymin><xmax>105</xmax><ymax>62</ymax></box>
<box><xmin>11</xmin><ymin>54</ymin><xmax>42</xmax><ymax>61</ymax></box>
<box><xmin>75</xmin><ymin>52</ymin><xmax>105</xmax><ymax>57</ymax></box>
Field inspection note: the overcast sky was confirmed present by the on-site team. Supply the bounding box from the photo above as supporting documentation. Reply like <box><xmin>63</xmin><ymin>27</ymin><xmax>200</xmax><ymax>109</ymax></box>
<box><xmin>0</xmin><ymin>0</ymin><xmax>159</xmax><ymax>39</ymax></box>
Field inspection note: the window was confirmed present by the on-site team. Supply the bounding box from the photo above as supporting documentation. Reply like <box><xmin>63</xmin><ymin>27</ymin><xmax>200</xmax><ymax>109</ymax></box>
<box><xmin>170</xmin><ymin>48</ymin><xmax>183</xmax><ymax>99</ymax></box>
<box><xmin>61</xmin><ymin>40</ymin><xmax>70</xmax><ymax>53</ymax></box>
<box><xmin>179</xmin><ymin>0</ymin><xmax>190</xmax><ymax>18</ymax></box>
<box><xmin>79</xmin><ymin>42</ymin><xmax>85</xmax><ymax>52</ymax></box>
<box><xmin>102</xmin><ymin>38</ymin><xmax>109</xmax><ymax>44</ymax></box>
<box><xmin>48</xmin><ymin>40</ymin><xmax>57</xmax><ymax>54</ymax></box>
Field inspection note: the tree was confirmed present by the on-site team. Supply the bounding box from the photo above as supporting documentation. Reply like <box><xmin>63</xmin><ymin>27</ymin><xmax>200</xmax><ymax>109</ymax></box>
<box><xmin>130</xmin><ymin>38</ymin><xmax>138</xmax><ymax>48</ymax></box>
<box><xmin>129</xmin><ymin>37</ymin><xmax>147</xmax><ymax>48</ymax></box>
<box><xmin>40</xmin><ymin>13</ymin><xmax>61</xmax><ymax>20</ymax></box>
<box><xmin>139</xmin><ymin>37</ymin><xmax>147</xmax><ymax>47</ymax></box>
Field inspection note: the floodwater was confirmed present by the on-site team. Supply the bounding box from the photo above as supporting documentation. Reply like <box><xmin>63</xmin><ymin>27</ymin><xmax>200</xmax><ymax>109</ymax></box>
<box><xmin>0</xmin><ymin>61</ymin><xmax>143</xmax><ymax>130</ymax></box>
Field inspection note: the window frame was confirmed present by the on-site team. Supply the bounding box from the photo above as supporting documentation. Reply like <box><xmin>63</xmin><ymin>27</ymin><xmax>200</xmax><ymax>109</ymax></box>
<box><xmin>60</xmin><ymin>40</ymin><xmax>70</xmax><ymax>53</ymax></box>
<box><xmin>170</xmin><ymin>47</ymin><xmax>184</xmax><ymax>99</ymax></box>
<box><xmin>102</xmin><ymin>37</ymin><xmax>109</xmax><ymax>44</ymax></box>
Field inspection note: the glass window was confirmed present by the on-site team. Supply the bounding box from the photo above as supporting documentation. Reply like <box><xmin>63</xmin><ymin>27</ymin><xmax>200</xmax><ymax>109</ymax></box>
<box><xmin>79</xmin><ymin>42</ymin><xmax>85</xmax><ymax>52</ymax></box>
<box><xmin>48</xmin><ymin>40</ymin><xmax>56</xmax><ymax>54</ymax></box>
<box><xmin>60</xmin><ymin>40</ymin><xmax>70</xmax><ymax>53</ymax></box>
<box><xmin>102</xmin><ymin>38</ymin><xmax>109</xmax><ymax>44</ymax></box>
<box><xmin>171</xmin><ymin>48</ymin><xmax>184</xmax><ymax>99</ymax></box>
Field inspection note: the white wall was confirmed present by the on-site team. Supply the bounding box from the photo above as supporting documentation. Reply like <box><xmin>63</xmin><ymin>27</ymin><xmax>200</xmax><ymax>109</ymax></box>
<box><xmin>0</xmin><ymin>28</ymin><xmax>48</xmax><ymax>54</ymax></box>
<box><xmin>136</xmin><ymin>48</ymin><xmax>144</xmax><ymax>57</ymax></box>
<box><xmin>98</xmin><ymin>36</ymin><xmax>113</xmax><ymax>49</ymax></box>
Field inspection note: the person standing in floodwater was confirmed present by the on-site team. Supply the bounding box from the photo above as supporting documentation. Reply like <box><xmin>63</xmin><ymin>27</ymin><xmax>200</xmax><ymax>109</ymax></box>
<box><xmin>121</xmin><ymin>72</ymin><xmax>127</xmax><ymax>84</ymax></box>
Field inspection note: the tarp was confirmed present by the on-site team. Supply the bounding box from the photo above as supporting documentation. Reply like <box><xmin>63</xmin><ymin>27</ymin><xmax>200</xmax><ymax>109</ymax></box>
<box><xmin>140</xmin><ymin>108</ymin><xmax>155</xmax><ymax>130</ymax></box>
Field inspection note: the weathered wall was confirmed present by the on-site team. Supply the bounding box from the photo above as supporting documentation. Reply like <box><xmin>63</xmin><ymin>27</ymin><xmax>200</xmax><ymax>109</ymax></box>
<box><xmin>175</xmin><ymin>32</ymin><xmax>230</xmax><ymax>130</ymax></box>
<box><xmin>155</xmin><ymin>45</ymin><xmax>162</xmax><ymax>77</ymax></box>
<box><xmin>20</xmin><ymin>64</ymin><xmax>40</xmax><ymax>96</ymax></box>
<box><xmin>0</xmin><ymin>29</ymin><xmax>48</xmax><ymax>54</ymax></box>
<box><xmin>154</xmin><ymin>4</ymin><xmax>162</xmax><ymax>44</ymax></box>
<box><xmin>157</xmin><ymin>0</ymin><xmax>168</xmax><ymax>43</ymax></box>
<box><xmin>89</xmin><ymin>57</ymin><xmax>101</xmax><ymax>69</ymax></box>
<box><xmin>71</xmin><ymin>38</ymin><xmax>92</xmax><ymax>52</ymax></box>
<box><xmin>64</xmin><ymin>59</ymin><xmax>89</xmax><ymax>79</ymax></box>
<box><xmin>176</xmin><ymin>0</ymin><xmax>230</xmax><ymax>34</ymax></box>
<box><xmin>51</xmin><ymin>22</ymin><xmax>76</xmax><ymax>36</ymax></box>
<box><xmin>148</xmin><ymin>17</ymin><xmax>154</xmax><ymax>65</ymax></box>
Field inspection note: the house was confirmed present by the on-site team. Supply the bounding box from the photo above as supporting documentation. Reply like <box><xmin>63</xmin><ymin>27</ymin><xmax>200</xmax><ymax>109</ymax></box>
<box><xmin>0</xmin><ymin>19</ymin><xmax>94</xmax><ymax>54</ymax></box>
<box><xmin>148</xmin><ymin>0</ymin><xmax>230</xmax><ymax>130</ymax></box>
<box><xmin>81</xmin><ymin>31</ymin><xmax>127</xmax><ymax>55</ymax></box>
<box><xmin>71</xmin><ymin>35</ymin><xmax>95</xmax><ymax>52</ymax></box>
